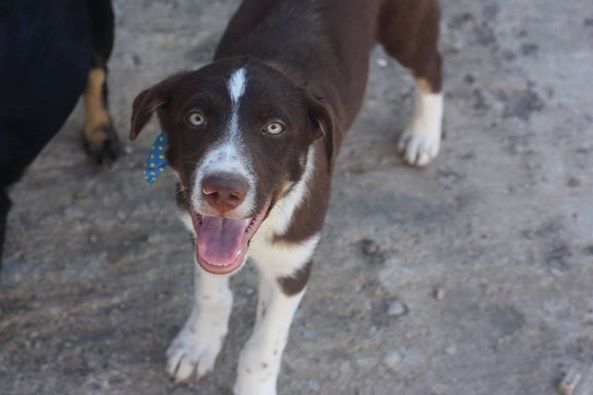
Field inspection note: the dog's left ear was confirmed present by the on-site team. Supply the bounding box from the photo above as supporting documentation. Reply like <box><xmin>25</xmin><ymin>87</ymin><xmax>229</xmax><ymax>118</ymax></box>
<box><xmin>304</xmin><ymin>93</ymin><xmax>338</xmax><ymax>173</ymax></box>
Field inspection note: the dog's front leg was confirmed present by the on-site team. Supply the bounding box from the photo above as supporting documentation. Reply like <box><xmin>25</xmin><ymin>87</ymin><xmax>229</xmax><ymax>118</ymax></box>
<box><xmin>234</xmin><ymin>241</ymin><xmax>315</xmax><ymax>395</ymax></box>
<box><xmin>166</xmin><ymin>266</ymin><xmax>233</xmax><ymax>382</ymax></box>
<box><xmin>234</xmin><ymin>276</ymin><xmax>306</xmax><ymax>395</ymax></box>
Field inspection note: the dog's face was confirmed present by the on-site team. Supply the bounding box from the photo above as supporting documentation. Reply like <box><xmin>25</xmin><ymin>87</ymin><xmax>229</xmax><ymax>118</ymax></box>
<box><xmin>130</xmin><ymin>58</ymin><xmax>334</xmax><ymax>275</ymax></box>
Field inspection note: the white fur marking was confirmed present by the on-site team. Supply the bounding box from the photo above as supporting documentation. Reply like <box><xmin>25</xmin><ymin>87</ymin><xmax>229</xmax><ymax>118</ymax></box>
<box><xmin>229</xmin><ymin>67</ymin><xmax>247</xmax><ymax>104</ymax></box>
<box><xmin>166</xmin><ymin>267</ymin><xmax>233</xmax><ymax>382</ymax></box>
<box><xmin>228</xmin><ymin>67</ymin><xmax>246</xmax><ymax>138</ymax></box>
<box><xmin>255</xmin><ymin>146</ymin><xmax>316</xmax><ymax>238</ymax></box>
<box><xmin>250</xmin><ymin>233</ymin><xmax>320</xmax><ymax>280</ymax></box>
<box><xmin>398</xmin><ymin>90</ymin><xmax>443</xmax><ymax>167</ymax></box>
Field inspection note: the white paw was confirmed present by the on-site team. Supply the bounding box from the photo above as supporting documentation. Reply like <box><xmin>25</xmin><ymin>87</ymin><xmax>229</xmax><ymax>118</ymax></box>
<box><xmin>166</xmin><ymin>328</ymin><xmax>224</xmax><ymax>383</ymax></box>
<box><xmin>397</xmin><ymin>129</ymin><xmax>441</xmax><ymax>167</ymax></box>
<box><xmin>234</xmin><ymin>374</ymin><xmax>276</xmax><ymax>395</ymax></box>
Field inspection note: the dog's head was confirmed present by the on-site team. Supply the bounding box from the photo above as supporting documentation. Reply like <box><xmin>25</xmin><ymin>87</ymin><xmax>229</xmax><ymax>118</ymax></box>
<box><xmin>130</xmin><ymin>58</ymin><xmax>335</xmax><ymax>275</ymax></box>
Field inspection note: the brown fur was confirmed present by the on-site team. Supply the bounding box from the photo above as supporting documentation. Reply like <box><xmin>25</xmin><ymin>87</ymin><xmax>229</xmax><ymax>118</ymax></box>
<box><xmin>278</xmin><ymin>260</ymin><xmax>313</xmax><ymax>296</ymax></box>
<box><xmin>378</xmin><ymin>0</ymin><xmax>442</xmax><ymax>92</ymax></box>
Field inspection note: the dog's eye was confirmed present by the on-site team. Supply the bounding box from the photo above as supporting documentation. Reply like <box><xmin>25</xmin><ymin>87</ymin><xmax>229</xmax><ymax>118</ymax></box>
<box><xmin>187</xmin><ymin>112</ymin><xmax>206</xmax><ymax>127</ymax></box>
<box><xmin>263</xmin><ymin>121</ymin><xmax>285</xmax><ymax>135</ymax></box>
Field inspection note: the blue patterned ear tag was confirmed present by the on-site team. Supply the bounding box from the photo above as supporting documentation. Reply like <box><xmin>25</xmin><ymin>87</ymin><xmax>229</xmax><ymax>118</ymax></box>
<box><xmin>144</xmin><ymin>131</ymin><xmax>169</xmax><ymax>185</ymax></box>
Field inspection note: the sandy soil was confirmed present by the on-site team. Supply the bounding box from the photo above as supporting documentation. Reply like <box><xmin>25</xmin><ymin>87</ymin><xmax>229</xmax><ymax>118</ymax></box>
<box><xmin>1</xmin><ymin>1</ymin><xmax>593</xmax><ymax>394</ymax></box>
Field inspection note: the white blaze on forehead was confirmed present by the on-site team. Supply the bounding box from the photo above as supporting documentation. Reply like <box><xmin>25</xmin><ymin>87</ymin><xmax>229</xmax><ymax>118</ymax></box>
<box><xmin>228</xmin><ymin>67</ymin><xmax>247</xmax><ymax>104</ymax></box>
<box><xmin>227</xmin><ymin>67</ymin><xmax>247</xmax><ymax>138</ymax></box>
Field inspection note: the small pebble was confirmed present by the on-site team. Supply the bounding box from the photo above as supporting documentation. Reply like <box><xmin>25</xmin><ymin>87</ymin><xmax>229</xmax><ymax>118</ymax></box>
<box><xmin>434</xmin><ymin>287</ymin><xmax>446</xmax><ymax>300</ymax></box>
<box><xmin>307</xmin><ymin>379</ymin><xmax>320</xmax><ymax>392</ymax></box>
<box><xmin>388</xmin><ymin>300</ymin><xmax>407</xmax><ymax>317</ymax></box>
<box><xmin>301</xmin><ymin>328</ymin><xmax>319</xmax><ymax>339</ymax></box>
<box><xmin>445</xmin><ymin>345</ymin><xmax>457</xmax><ymax>355</ymax></box>
<box><xmin>376</xmin><ymin>57</ymin><xmax>388</xmax><ymax>68</ymax></box>
<box><xmin>383</xmin><ymin>351</ymin><xmax>402</xmax><ymax>370</ymax></box>
<box><xmin>358</xmin><ymin>238</ymin><xmax>385</xmax><ymax>265</ymax></box>
<box><xmin>356</xmin><ymin>357</ymin><xmax>376</xmax><ymax>368</ymax></box>
<box><xmin>339</xmin><ymin>360</ymin><xmax>351</xmax><ymax>375</ymax></box>
<box><xmin>402</xmin><ymin>348</ymin><xmax>424</xmax><ymax>366</ymax></box>
<box><xmin>72</xmin><ymin>191</ymin><xmax>89</xmax><ymax>200</ymax></box>
<box><xmin>559</xmin><ymin>369</ymin><xmax>581</xmax><ymax>395</ymax></box>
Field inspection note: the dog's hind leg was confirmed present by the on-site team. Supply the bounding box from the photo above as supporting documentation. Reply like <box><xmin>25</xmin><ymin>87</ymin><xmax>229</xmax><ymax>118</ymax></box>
<box><xmin>379</xmin><ymin>0</ymin><xmax>444</xmax><ymax>167</ymax></box>
<box><xmin>83</xmin><ymin>0</ymin><xmax>120</xmax><ymax>166</ymax></box>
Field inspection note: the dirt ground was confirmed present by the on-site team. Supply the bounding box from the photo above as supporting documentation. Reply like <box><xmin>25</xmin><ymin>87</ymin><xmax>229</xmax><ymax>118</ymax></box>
<box><xmin>1</xmin><ymin>0</ymin><xmax>593</xmax><ymax>394</ymax></box>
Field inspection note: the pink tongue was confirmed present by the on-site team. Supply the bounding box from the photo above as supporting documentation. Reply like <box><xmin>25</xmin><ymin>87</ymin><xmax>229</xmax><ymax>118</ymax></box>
<box><xmin>197</xmin><ymin>216</ymin><xmax>251</xmax><ymax>266</ymax></box>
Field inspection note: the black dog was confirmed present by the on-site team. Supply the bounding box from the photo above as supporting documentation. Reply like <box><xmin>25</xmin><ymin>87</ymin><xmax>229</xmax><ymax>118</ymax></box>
<box><xmin>0</xmin><ymin>0</ymin><xmax>120</xmax><ymax>273</ymax></box>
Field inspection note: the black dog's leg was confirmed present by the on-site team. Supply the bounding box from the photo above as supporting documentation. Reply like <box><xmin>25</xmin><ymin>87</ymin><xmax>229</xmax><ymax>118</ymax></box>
<box><xmin>0</xmin><ymin>188</ymin><xmax>11</xmax><ymax>280</ymax></box>
<box><xmin>82</xmin><ymin>0</ymin><xmax>120</xmax><ymax>166</ymax></box>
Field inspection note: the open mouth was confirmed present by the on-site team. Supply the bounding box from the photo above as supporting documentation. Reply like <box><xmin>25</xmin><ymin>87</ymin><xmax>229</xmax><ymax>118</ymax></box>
<box><xmin>190</xmin><ymin>198</ymin><xmax>272</xmax><ymax>275</ymax></box>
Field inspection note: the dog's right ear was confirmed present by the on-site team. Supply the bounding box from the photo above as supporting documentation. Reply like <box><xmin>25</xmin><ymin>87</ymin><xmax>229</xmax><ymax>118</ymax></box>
<box><xmin>129</xmin><ymin>72</ymin><xmax>188</xmax><ymax>141</ymax></box>
<box><xmin>129</xmin><ymin>87</ymin><xmax>164</xmax><ymax>141</ymax></box>
<box><xmin>303</xmin><ymin>91</ymin><xmax>339</xmax><ymax>174</ymax></box>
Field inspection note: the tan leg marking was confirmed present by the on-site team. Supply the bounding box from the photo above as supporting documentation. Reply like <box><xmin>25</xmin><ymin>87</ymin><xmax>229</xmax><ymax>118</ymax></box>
<box><xmin>83</xmin><ymin>68</ymin><xmax>110</xmax><ymax>146</ymax></box>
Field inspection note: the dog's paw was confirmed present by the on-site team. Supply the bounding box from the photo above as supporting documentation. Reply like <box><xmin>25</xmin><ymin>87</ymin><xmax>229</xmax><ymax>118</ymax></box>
<box><xmin>82</xmin><ymin>124</ymin><xmax>121</xmax><ymax>168</ymax></box>
<box><xmin>233</xmin><ymin>376</ymin><xmax>276</xmax><ymax>395</ymax></box>
<box><xmin>166</xmin><ymin>330</ymin><xmax>223</xmax><ymax>383</ymax></box>
<box><xmin>397</xmin><ymin>128</ymin><xmax>440</xmax><ymax>167</ymax></box>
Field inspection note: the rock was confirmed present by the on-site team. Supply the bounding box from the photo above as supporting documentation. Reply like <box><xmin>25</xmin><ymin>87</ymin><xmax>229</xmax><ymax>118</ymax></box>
<box><xmin>376</xmin><ymin>57</ymin><xmax>388</xmax><ymax>68</ymax></box>
<box><xmin>72</xmin><ymin>191</ymin><xmax>89</xmax><ymax>200</ymax></box>
<box><xmin>339</xmin><ymin>360</ymin><xmax>351</xmax><ymax>376</ymax></box>
<box><xmin>383</xmin><ymin>351</ymin><xmax>402</xmax><ymax>370</ymax></box>
<box><xmin>402</xmin><ymin>348</ymin><xmax>424</xmax><ymax>366</ymax></box>
<box><xmin>387</xmin><ymin>300</ymin><xmax>407</xmax><ymax>317</ymax></box>
<box><xmin>356</xmin><ymin>357</ymin><xmax>376</xmax><ymax>368</ymax></box>
<box><xmin>300</xmin><ymin>328</ymin><xmax>319</xmax><ymax>339</ymax></box>
<box><xmin>358</xmin><ymin>238</ymin><xmax>386</xmax><ymax>266</ymax></box>
<box><xmin>434</xmin><ymin>288</ymin><xmax>446</xmax><ymax>301</ymax></box>
<box><xmin>307</xmin><ymin>379</ymin><xmax>321</xmax><ymax>392</ymax></box>
<box><xmin>445</xmin><ymin>345</ymin><xmax>457</xmax><ymax>355</ymax></box>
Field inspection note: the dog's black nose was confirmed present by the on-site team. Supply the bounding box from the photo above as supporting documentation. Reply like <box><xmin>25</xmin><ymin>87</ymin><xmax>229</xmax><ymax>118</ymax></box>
<box><xmin>201</xmin><ymin>173</ymin><xmax>248</xmax><ymax>214</ymax></box>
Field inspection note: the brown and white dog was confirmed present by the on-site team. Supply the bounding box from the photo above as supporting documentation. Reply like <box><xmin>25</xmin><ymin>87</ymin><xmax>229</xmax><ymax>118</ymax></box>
<box><xmin>130</xmin><ymin>0</ymin><xmax>443</xmax><ymax>393</ymax></box>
